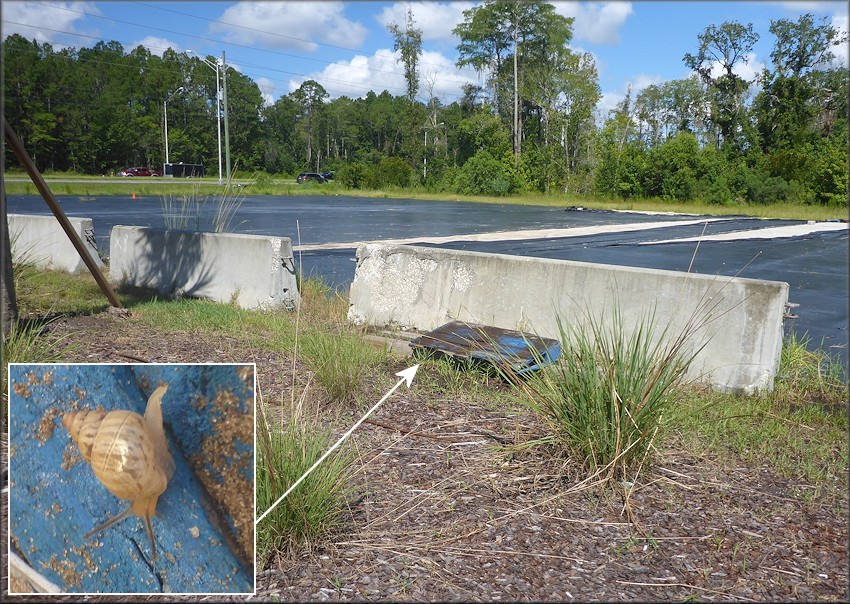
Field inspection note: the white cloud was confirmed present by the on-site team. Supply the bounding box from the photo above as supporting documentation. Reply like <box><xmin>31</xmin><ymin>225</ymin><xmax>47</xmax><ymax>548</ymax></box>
<box><xmin>255</xmin><ymin>77</ymin><xmax>278</xmax><ymax>106</ymax></box>
<box><xmin>130</xmin><ymin>36</ymin><xmax>182</xmax><ymax>57</ymax></box>
<box><xmin>288</xmin><ymin>48</ymin><xmax>477</xmax><ymax>101</ymax></box>
<box><xmin>553</xmin><ymin>1</ymin><xmax>634</xmax><ymax>45</ymax></box>
<box><xmin>1</xmin><ymin>1</ymin><xmax>100</xmax><ymax>45</ymax></box>
<box><xmin>211</xmin><ymin>1</ymin><xmax>368</xmax><ymax>52</ymax></box>
<box><xmin>376</xmin><ymin>1</ymin><xmax>475</xmax><ymax>42</ymax></box>
<box><xmin>830</xmin><ymin>13</ymin><xmax>849</xmax><ymax>67</ymax></box>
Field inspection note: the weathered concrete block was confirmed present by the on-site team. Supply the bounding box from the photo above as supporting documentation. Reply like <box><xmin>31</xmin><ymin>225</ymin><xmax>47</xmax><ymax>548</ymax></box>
<box><xmin>8</xmin><ymin>213</ymin><xmax>103</xmax><ymax>273</ymax></box>
<box><xmin>348</xmin><ymin>243</ymin><xmax>790</xmax><ymax>393</ymax></box>
<box><xmin>109</xmin><ymin>226</ymin><xmax>299</xmax><ymax>310</ymax></box>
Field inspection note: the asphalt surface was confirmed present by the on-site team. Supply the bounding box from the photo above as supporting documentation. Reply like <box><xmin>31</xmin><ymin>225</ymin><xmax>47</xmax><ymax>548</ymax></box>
<box><xmin>7</xmin><ymin>194</ymin><xmax>847</xmax><ymax>360</ymax></box>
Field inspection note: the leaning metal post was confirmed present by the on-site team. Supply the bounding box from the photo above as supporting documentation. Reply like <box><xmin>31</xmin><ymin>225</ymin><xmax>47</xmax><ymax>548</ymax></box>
<box><xmin>3</xmin><ymin>116</ymin><xmax>123</xmax><ymax>309</ymax></box>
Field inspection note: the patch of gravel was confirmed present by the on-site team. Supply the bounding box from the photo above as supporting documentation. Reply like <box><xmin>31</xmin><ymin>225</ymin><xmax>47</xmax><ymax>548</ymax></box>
<box><xmin>3</xmin><ymin>310</ymin><xmax>848</xmax><ymax>602</ymax></box>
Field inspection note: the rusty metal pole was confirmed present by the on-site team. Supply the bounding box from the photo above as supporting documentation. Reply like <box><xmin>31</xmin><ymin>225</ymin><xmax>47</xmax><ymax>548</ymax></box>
<box><xmin>3</xmin><ymin>116</ymin><xmax>123</xmax><ymax>308</ymax></box>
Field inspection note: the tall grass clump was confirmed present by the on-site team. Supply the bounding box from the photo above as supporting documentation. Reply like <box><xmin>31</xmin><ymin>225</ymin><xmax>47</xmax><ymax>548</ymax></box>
<box><xmin>256</xmin><ymin>398</ymin><xmax>353</xmax><ymax>564</ymax></box>
<box><xmin>296</xmin><ymin>273</ymin><xmax>349</xmax><ymax>327</ymax></box>
<box><xmin>513</xmin><ymin>308</ymin><xmax>705</xmax><ymax>481</ymax></box>
<box><xmin>160</xmin><ymin>179</ymin><xmax>246</xmax><ymax>233</ymax></box>
<box><xmin>299</xmin><ymin>329</ymin><xmax>385</xmax><ymax>403</ymax></box>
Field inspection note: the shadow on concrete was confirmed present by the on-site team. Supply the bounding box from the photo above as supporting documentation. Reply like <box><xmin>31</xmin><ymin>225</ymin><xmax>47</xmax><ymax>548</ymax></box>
<box><xmin>133</xmin><ymin>228</ymin><xmax>215</xmax><ymax>300</ymax></box>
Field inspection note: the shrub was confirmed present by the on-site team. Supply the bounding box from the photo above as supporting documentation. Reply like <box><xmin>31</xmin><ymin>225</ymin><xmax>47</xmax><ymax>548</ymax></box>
<box><xmin>744</xmin><ymin>170</ymin><xmax>792</xmax><ymax>204</ymax></box>
<box><xmin>377</xmin><ymin>156</ymin><xmax>413</xmax><ymax>188</ymax></box>
<box><xmin>336</xmin><ymin>162</ymin><xmax>370</xmax><ymax>189</ymax></box>
<box><xmin>701</xmin><ymin>174</ymin><xmax>736</xmax><ymax>205</ymax></box>
<box><xmin>454</xmin><ymin>150</ymin><xmax>519</xmax><ymax>196</ymax></box>
<box><xmin>252</xmin><ymin>170</ymin><xmax>273</xmax><ymax>188</ymax></box>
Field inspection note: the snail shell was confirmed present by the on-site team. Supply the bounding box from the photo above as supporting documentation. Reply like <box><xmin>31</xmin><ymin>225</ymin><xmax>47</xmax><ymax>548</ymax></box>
<box><xmin>62</xmin><ymin>384</ymin><xmax>175</xmax><ymax>560</ymax></box>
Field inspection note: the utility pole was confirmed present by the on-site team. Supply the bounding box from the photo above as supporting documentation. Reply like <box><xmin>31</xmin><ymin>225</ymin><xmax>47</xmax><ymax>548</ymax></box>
<box><xmin>188</xmin><ymin>50</ymin><xmax>223</xmax><ymax>185</ymax></box>
<box><xmin>513</xmin><ymin>18</ymin><xmax>519</xmax><ymax>166</ymax></box>
<box><xmin>222</xmin><ymin>51</ymin><xmax>231</xmax><ymax>184</ymax></box>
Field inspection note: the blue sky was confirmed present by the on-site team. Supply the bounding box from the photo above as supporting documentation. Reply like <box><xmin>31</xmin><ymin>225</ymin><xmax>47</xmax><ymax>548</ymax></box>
<box><xmin>3</xmin><ymin>1</ymin><xmax>848</xmax><ymax>115</ymax></box>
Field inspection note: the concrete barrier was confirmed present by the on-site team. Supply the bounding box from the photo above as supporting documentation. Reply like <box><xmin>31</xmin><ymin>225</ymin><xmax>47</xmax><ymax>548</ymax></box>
<box><xmin>8</xmin><ymin>213</ymin><xmax>103</xmax><ymax>273</ymax></box>
<box><xmin>348</xmin><ymin>243</ymin><xmax>790</xmax><ymax>393</ymax></box>
<box><xmin>110</xmin><ymin>226</ymin><xmax>299</xmax><ymax>310</ymax></box>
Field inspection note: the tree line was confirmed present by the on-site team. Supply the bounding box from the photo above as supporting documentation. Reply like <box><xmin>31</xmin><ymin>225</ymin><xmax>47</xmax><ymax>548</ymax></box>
<box><xmin>3</xmin><ymin>1</ymin><xmax>847</xmax><ymax>207</ymax></box>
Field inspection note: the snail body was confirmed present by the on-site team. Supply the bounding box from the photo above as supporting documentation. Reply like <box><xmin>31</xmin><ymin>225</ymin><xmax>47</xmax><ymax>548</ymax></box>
<box><xmin>62</xmin><ymin>384</ymin><xmax>175</xmax><ymax>560</ymax></box>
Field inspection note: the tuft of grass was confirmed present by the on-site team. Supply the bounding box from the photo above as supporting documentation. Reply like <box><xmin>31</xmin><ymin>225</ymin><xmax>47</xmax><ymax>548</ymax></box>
<box><xmin>510</xmin><ymin>308</ymin><xmax>703</xmax><ymax>481</ymax></box>
<box><xmin>299</xmin><ymin>329</ymin><xmax>385</xmax><ymax>403</ymax></box>
<box><xmin>161</xmin><ymin>191</ymin><xmax>202</xmax><ymax>231</ymax></box>
<box><xmin>256</xmin><ymin>394</ymin><xmax>354</xmax><ymax>565</ymax></box>
<box><xmin>2</xmin><ymin>317</ymin><xmax>73</xmax><ymax>418</ymax></box>
<box><xmin>1</xmin><ymin>317</ymin><xmax>68</xmax><ymax>365</ymax></box>
<box><xmin>160</xmin><ymin>180</ymin><xmax>246</xmax><ymax>233</ymax></box>
<box><xmin>296</xmin><ymin>273</ymin><xmax>350</xmax><ymax>327</ymax></box>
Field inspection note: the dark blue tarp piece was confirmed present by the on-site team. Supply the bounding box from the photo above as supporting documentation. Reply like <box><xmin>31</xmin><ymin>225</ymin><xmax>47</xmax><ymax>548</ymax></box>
<box><xmin>410</xmin><ymin>320</ymin><xmax>562</xmax><ymax>375</ymax></box>
<box><xmin>7</xmin><ymin>363</ymin><xmax>254</xmax><ymax>594</ymax></box>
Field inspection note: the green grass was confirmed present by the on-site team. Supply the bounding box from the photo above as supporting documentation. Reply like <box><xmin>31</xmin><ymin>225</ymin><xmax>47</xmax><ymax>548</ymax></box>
<box><xmin>508</xmin><ymin>309</ymin><xmax>704</xmax><ymax>482</ymax></box>
<box><xmin>1</xmin><ymin>316</ymin><xmax>74</xmax><ymax>419</ymax></box>
<box><xmin>130</xmin><ymin>296</ymin><xmax>301</xmax><ymax>353</ymax></box>
<box><xmin>298</xmin><ymin>328</ymin><xmax>385</xmax><ymax>404</ymax></box>
<box><xmin>670</xmin><ymin>334</ymin><xmax>848</xmax><ymax>500</ymax></box>
<box><xmin>12</xmin><ymin>263</ymin><xmax>124</xmax><ymax>317</ymax></box>
<box><xmin>256</xmin><ymin>401</ymin><xmax>354</xmax><ymax>565</ymax></box>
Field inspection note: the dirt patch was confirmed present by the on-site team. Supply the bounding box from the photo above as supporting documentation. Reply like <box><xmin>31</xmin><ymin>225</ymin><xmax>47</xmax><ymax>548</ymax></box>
<box><xmin>2</xmin><ymin>309</ymin><xmax>848</xmax><ymax>601</ymax></box>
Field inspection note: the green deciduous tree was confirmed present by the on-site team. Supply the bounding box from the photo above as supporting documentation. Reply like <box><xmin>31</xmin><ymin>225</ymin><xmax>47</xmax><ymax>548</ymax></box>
<box><xmin>684</xmin><ymin>21</ymin><xmax>759</xmax><ymax>150</ymax></box>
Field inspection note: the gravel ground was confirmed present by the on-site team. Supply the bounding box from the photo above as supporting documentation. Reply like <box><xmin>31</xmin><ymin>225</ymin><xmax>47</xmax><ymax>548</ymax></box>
<box><xmin>3</xmin><ymin>310</ymin><xmax>848</xmax><ymax>602</ymax></box>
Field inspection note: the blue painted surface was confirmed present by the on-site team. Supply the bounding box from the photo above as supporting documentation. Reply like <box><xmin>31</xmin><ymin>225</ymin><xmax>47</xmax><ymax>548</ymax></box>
<box><xmin>8</xmin><ymin>364</ymin><xmax>254</xmax><ymax>594</ymax></box>
<box><xmin>465</xmin><ymin>335</ymin><xmax>562</xmax><ymax>375</ymax></box>
<box><xmin>411</xmin><ymin>321</ymin><xmax>562</xmax><ymax>375</ymax></box>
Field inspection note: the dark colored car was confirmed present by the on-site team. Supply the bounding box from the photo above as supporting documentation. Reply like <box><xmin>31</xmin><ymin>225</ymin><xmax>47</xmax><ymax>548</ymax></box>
<box><xmin>296</xmin><ymin>172</ymin><xmax>325</xmax><ymax>184</ymax></box>
<box><xmin>118</xmin><ymin>166</ymin><xmax>162</xmax><ymax>177</ymax></box>
<box><xmin>320</xmin><ymin>171</ymin><xmax>334</xmax><ymax>181</ymax></box>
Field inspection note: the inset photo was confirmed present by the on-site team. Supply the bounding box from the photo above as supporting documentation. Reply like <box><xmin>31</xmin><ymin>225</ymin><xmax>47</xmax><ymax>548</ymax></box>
<box><xmin>6</xmin><ymin>363</ymin><xmax>255</xmax><ymax>595</ymax></box>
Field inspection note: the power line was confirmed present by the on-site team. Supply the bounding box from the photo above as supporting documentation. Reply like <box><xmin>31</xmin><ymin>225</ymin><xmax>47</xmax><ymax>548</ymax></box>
<box><xmin>24</xmin><ymin>0</ymin><xmax>479</xmax><ymax>86</ymax></box>
<box><xmin>133</xmin><ymin>0</ymin><xmax>481</xmax><ymax>79</ymax></box>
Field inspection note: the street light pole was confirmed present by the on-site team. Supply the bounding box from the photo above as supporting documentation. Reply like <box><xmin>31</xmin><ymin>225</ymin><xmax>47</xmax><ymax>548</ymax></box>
<box><xmin>164</xmin><ymin>86</ymin><xmax>184</xmax><ymax>168</ymax></box>
<box><xmin>188</xmin><ymin>51</ymin><xmax>223</xmax><ymax>185</ymax></box>
<box><xmin>423</xmin><ymin>129</ymin><xmax>428</xmax><ymax>180</ymax></box>
<box><xmin>221</xmin><ymin>51</ymin><xmax>231</xmax><ymax>185</ymax></box>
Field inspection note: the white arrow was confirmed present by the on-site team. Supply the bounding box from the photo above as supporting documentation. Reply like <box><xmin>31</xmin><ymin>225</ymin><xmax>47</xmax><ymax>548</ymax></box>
<box><xmin>256</xmin><ymin>364</ymin><xmax>419</xmax><ymax>526</ymax></box>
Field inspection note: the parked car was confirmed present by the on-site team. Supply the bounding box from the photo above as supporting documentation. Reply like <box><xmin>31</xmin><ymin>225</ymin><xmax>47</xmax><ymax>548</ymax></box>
<box><xmin>118</xmin><ymin>166</ymin><xmax>162</xmax><ymax>177</ymax></box>
<box><xmin>296</xmin><ymin>172</ymin><xmax>325</xmax><ymax>184</ymax></box>
<box><xmin>320</xmin><ymin>171</ymin><xmax>334</xmax><ymax>181</ymax></box>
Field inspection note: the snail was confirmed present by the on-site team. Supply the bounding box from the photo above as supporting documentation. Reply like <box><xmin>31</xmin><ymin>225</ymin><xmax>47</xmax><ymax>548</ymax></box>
<box><xmin>62</xmin><ymin>384</ymin><xmax>175</xmax><ymax>560</ymax></box>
